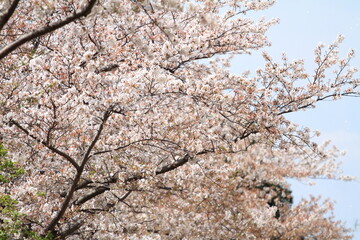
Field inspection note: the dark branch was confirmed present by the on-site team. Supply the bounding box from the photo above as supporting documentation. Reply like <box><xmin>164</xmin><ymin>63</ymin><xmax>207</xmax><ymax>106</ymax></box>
<box><xmin>71</xmin><ymin>154</ymin><xmax>191</xmax><ymax>216</ymax></box>
<box><xmin>0</xmin><ymin>0</ymin><xmax>20</xmax><ymax>32</ymax></box>
<box><xmin>75</xmin><ymin>179</ymin><xmax>94</xmax><ymax>190</ymax></box>
<box><xmin>124</xmin><ymin>173</ymin><xmax>144</xmax><ymax>183</ymax></box>
<box><xmin>96</xmin><ymin>63</ymin><xmax>120</xmax><ymax>73</ymax></box>
<box><xmin>74</xmin><ymin>175</ymin><xmax>118</xmax><ymax>205</ymax></box>
<box><xmin>71</xmin><ymin>153</ymin><xmax>191</xmax><ymax>215</ymax></box>
<box><xmin>10</xmin><ymin>120</ymin><xmax>79</xmax><ymax>170</ymax></box>
<box><xmin>155</xmin><ymin>153</ymin><xmax>190</xmax><ymax>175</ymax></box>
<box><xmin>82</xmin><ymin>109</ymin><xmax>111</xmax><ymax>163</ymax></box>
<box><xmin>45</xmin><ymin>108</ymin><xmax>110</xmax><ymax>233</ymax></box>
<box><xmin>57</xmin><ymin>221</ymin><xmax>83</xmax><ymax>240</ymax></box>
<box><xmin>0</xmin><ymin>0</ymin><xmax>97</xmax><ymax>60</ymax></box>
<box><xmin>125</xmin><ymin>154</ymin><xmax>191</xmax><ymax>183</ymax></box>
<box><xmin>75</xmin><ymin>186</ymin><xmax>110</xmax><ymax>205</ymax></box>
<box><xmin>92</xmin><ymin>139</ymin><xmax>150</xmax><ymax>156</ymax></box>
<box><xmin>45</xmin><ymin>170</ymin><xmax>82</xmax><ymax>233</ymax></box>
<box><xmin>117</xmin><ymin>190</ymin><xmax>132</xmax><ymax>201</ymax></box>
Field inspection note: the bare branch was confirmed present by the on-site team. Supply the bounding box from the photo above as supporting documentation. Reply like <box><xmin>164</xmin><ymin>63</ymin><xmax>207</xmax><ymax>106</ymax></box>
<box><xmin>117</xmin><ymin>190</ymin><xmax>132</xmax><ymax>201</ymax></box>
<box><xmin>0</xmin><ymin>0</ymin><xmax>20</xmax><ymax>32</ymax></box>
<box><xmin>0</xmin><ymin>0</ymin><xmax>97</xmax><ymax>60</ymax></box>
<box><xmin>75</xmin><ymin>186</ymin><xmax>110</xmax><ymax>205</ymax></box>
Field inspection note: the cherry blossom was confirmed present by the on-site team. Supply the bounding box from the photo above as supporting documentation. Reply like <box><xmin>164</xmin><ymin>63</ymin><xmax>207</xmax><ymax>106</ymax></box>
<box><xmin>0</xmin><ymin>0</ymin><xmax>358</xmax><ymax>239</ymax></box>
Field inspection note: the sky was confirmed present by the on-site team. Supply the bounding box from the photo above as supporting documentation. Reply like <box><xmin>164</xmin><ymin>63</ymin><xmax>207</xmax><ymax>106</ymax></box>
<box><xmin>231</xmin><ymin>0</ymin><xmax>360</xmax><ymax>238</ymax></box>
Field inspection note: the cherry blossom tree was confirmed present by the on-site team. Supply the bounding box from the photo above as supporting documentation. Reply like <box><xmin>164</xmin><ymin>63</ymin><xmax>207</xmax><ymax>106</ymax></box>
<box><xmin>0</xmin><ymin>0</ymin><xmax>359</xmax><ymax>239</ymax></box>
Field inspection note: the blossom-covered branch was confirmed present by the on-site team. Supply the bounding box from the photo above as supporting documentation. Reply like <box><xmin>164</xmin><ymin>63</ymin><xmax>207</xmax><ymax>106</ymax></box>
<box><xmin>0</xmin><ymin>0</ymin><xmax>97</xmax><ymax>60</ymax></box>
<box><xmin>0</xmin><ymin>0</ymin><xmax>357</xmax><ymax>239</ymax></box>
<box><xmin>9</xmin><ymin>119</ymin><xmax>80</xmax><ymax>170</ymax></box>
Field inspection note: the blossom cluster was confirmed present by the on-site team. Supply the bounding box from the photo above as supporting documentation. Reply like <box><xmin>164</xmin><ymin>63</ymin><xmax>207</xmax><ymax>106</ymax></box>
<box><xmin>0</xmin><ymin>0</ymin><xmax>358</xmax><ymax>239</ymax></box>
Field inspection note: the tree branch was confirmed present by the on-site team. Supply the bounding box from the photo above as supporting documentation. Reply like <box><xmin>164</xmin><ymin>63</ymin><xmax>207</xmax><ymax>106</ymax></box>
<box><xmin>57</xmin><ymin>221</ymin><xmax>83</xmax><ymax>240</ymax></box>
<box><xmin>0</xmin><ymin>0</ymin><xmax>97</xmax><ymax>60</ymax></box>
<box><xmin>74</xmin><ymin>176</ymin><xmax>118</xmax><ymax>205</ymax></box>
<box><xmin>0</xmin><ymin>0</ymin><xmax>20</xmax><ymax>32</ymax></box>
<box><xmin>82</xmin><ymin>110</ymin><xmax>111</xmax><ymax>163</ymax></box>
<box><xmin>116</xmin><ymin>190</ymin><xmax>132</xmax><ymax>201</ymax></box>
<box><xmin>74</xmin><ymin>154</ymin><xmax>191</xmax><ymax>206</ymax></box>
<box><xmin>75</xmin><ymin>186</ymin><xmax>110</xmax><ymax>205</ymax></box>
<box><xmin>155</xmin><ymin>153</ymin><xmax>190</xmax><ymax>175</ymax></box>
<box><xmin>66</xmin><ymin>153</ymin><xmax>191</xmax><ymax>219</ymax></box>
<box><xmin>45</xmin><ymin>109</ymin><xmax>110</xmax><ymax>233</ymax></box>
<box><xmin>10</xmin><ymin>120</ymin><xmax>80</xmax><ymax>170</ymax></box>
<box><xmin>95</xmin><ymin>63</ymin><xmax>120</xmax><ymax>73</ymax></box>
<box><xmin>125</xmin><ymin>154</ymin><xmax>191</xmax><ymax>183</ymax></box>
<box><xmin>75</xmin><ymin>179</ymin><xmax>94</xmax><ymax>190</ymax></box>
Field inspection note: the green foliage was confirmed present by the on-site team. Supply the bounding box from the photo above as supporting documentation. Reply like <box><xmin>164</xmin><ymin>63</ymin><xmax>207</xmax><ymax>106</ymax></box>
<box><xmin>35</xmin><ymin>192</ymin><xmax>46</xmax><ymax>198</ymax></box>
<box><xmin>0</xmin><ymin>145</ymin><xmax>52</xmax><ymax>240</ymax></box>
<box><xmin>0</xmin><ymin>194</ymin><xmax>54</xmax><ymax>239</ymax></box>
<box><xmin>0</xmin><ymin>194</ymin><xmax>25</xmax><ymax>240</ymax></box>
<box><xmin>0</xmin><ymin>144</ymin><xmax>25</xmax><ymax>184</ymax></box>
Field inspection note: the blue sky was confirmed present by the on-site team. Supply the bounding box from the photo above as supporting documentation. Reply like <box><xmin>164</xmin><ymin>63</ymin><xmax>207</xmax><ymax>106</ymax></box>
<box><xmin>231</xmin><ymin>0</ymin><xmax>360</xmax><ymax>237</ymax></box>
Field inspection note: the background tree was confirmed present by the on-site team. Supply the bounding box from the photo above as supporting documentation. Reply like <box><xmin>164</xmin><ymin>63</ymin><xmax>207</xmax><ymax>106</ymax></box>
<box><xmin>0</xmin><ymin>0</ymin><xmax>359</xmax><ymax>239</ymax></box>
